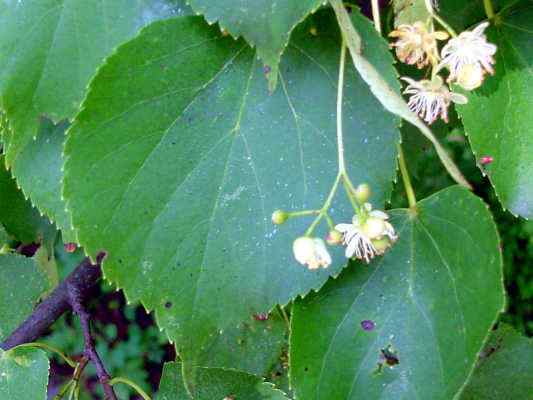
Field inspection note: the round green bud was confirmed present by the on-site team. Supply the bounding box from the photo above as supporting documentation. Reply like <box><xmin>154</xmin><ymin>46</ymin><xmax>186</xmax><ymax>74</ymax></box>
<box><xmin>354</xmin><ymin>183</ymin><xmax>371</xmax><ymax>203</ymax></box>
<box><xmin>271</xmin><ymin>210</ymin><xmax>289</xmax><ymax>225</ymax></box>
<box><xmin>326</xmin><ymin>230</ymin><xmax>343</xmax><ymax>245</ymax></box>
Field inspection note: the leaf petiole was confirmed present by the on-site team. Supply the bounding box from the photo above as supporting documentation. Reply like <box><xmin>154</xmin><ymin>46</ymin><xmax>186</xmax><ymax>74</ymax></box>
<box><xmin>109</xmin><ymin>377</ymin><xmax>151</xmax><ymax>400</ymax></box>
<box><xmin>14</xmin><ymin>342</ymin><xmax>76</xmax><ymax>368</ymax></box>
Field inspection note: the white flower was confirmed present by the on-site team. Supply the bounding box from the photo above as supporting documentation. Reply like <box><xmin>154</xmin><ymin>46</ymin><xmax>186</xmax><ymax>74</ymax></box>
<box><xmin>439</xmin><ymin>22</ymin><xmax>497</xmax><ymax>88</ymax></box>
<box><xmin>402</xmin><ymin>76</ymin><xmax>468</xmax><ymax>124</ymax></box>
<box><xmin>389</xmin><ymin>22</ymin><xmax>448</xmax><ymax>68</ymax></box>
<box><xmin>293</xmin><ymin>237</ymin><xmax>332</xmax><ymax>270</ymax></box>
<box><xmin>335</xmin><ymin>204</ymin><xmax>398</xmax><ymax>263</ymax></box>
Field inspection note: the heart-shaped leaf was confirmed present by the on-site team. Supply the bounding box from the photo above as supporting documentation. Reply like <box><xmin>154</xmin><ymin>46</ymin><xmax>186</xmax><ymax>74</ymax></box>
<box><xmin>64</xmin><ymin>10</ymin><xmax>400</xmax><ymax>375</ymax></box>
<box><xmin>0</xmin><ymin>0</ymin><xmax>192</xmax><ymax>237</ymax></box>
<box><xmin>456</xmin><ymin>5</ymin><xmax>533</xmax><ymax>218</ymax></box>
<box><xmin>290</xmin><ymin>186</ymin><xmax>504</xmax><ymax>399</ymax></box>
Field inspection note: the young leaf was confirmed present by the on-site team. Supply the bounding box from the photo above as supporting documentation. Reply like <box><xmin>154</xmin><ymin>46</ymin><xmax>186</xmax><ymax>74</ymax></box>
<box><xmin>64</xmin><ymin>11</ymin><xmax>400</xmax><ymax>379</ymax></box>
<box><xmin>0</xmin><ymin>156</ymin><xmax>54</xmax><ymax>244</ymax></box>
<box><xmin>456</xmin><ymin>5</ymin><xmax>533</xmax><ymax>218</ymax></box>
<box><xmin>461</xmin><ymin>324</ymin><xmax>533</xmax><ymax>400</ymax></box>
<box><xmin>186</xmin><ymin>0</ymin><xmax>324</xmax><ymax>90</ymax></box>
<box><xmin>290</xmin><ymin>186</ymin><xmax>504</xmax><ymax>400</ymax></box>
<box><xmin>156</xmin><ymin>362</ymin><xmax>289</xmax><ymax>399</ymax></box>
<box><xmin>0</xmin><ymin>254</ymin><xmax>47</xmax><ymax>342</ymax></box>
<box><xmin>0</xmin><ymin>347</ymin><xmax>49</xmax><ymax>400</ymax></box>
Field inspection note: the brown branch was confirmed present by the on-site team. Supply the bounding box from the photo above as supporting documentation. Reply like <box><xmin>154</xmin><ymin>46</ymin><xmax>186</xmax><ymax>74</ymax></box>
<box><xmin>0</xmin><ymin>254</ymin><xmax>104</xmax><ymax>350</ymax></box>
<box><xmin>68</xmin><ymin>274</ymin><xmax>117</xmax><ymax>400</ymax></box>
<box><xmin>0</xmin><ymin>252</ymin><xmax>117</xmax><ymax>399</ymax></box>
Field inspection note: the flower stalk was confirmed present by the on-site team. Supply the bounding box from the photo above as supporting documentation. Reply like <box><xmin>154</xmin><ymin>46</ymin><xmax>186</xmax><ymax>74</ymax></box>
<box><xmin>484</xmin><ymin>0</ymin><xmax>495</xmax><ymax>19</ymax></box>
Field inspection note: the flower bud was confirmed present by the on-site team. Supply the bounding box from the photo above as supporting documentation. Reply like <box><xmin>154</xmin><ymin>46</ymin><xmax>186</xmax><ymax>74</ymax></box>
<box><xmin>271</xmin><ymin>210</ymin><xmax>288</xmax><ymax>225</ymax></box>
<box><xmin>354</xmin><ymin>184</ymin><xmax>371</xmax><ymax>203</ymax></box>
<box><xmin>293</xmin><ymin>237</ymin><xmax>332</xmax><ymax>270</ymax></box>
<box><xmin>456</xmin><ymin>63</ymin><xmax>484</xmax><ymax>90</ymax></box>
<box><xmin>326</xmin><ymin>230</ymin><xmax>343</xmax><ymax>245</ymax></box>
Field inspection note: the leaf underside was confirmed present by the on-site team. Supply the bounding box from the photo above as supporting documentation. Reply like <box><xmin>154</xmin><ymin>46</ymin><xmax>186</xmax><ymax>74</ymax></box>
<box><xmin>0</xmin><ymin>348</ymin><xmax>50</xmax><ymax>400</ymax></box>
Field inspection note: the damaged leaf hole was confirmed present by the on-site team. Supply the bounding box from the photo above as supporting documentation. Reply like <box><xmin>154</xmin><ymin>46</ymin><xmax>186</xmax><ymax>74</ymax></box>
<box><xmin>374</xmin><ymin>344</ymin><xmax>400</xmax><ymax>375</ymax></box>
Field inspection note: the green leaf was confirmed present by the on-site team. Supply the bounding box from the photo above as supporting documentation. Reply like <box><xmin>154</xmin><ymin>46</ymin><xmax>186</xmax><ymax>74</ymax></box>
<box><xmin>64</xmin><ymin>10</ymin><xmax>399</xmax><ymax>378</ymax></box>
<box><xmin>456</xmin><ymin>5</ymin><xmax>533</xmax><ymax>218</ymax></box>
<box><xmin>0</xmin><ymin>225</ymin><xmax>9</xmax><ymax>248</ymax></box>
<box><xmin>187</xmin><ymin>0</ymin><xmax>323</xmax><ymax>90</ymax></box>
<box><xmin>461</xmin><ymin>324</ymin><xmax>533</xmax><ymax>400</ymax></box>
<box><xmin>290</xmin><ymin>186</ymin><xmax>504</xmax><ymax>400</ymax></box>
<box><xmin>0</xmin><ymin>0</ymin><xmax>189</xmax><ymax>168</ymax></box>
<box><xmin>197</xmin><ymin>310</ymin><xmax>286</xmax><ymax>376</ymax></box>
<box><xmin>0</xmin><ymin>347</ymin><xmax>49</xmax><ymax>400</ymax></box>
<box><xmin>439</xmin><ymin>0</ymin><xmax>519</xmax><ymax>31</ymax></box>
<box><xmin>392</xmin><ymin>0</ymin><xmax>431</xmax><ymax>26</ymax></box>
<box><xmin>156</xmin><ymin>362</ymin><xmax>289</xmax><ymax>399</ymax></box>
<box><xmin>0</xmin><ymin>156</ymin><xmax>54</xmax><ymax>244</ymax></box>
<box><xmin>0</xmin><ymin>254</ymin><xmax>47</xmax><ymax>342</ymax></box>
<box><xmin>6</xmin><ymin>118</ymin><xmax>76</xmax><ymax>242</ymax></box>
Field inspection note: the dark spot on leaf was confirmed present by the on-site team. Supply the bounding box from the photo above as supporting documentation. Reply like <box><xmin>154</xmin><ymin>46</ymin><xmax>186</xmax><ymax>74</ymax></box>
<box><xmin>164</xmin><ymin>301</ymin><xmax>172</xmax><ymax>309</ymax></box>
<box><xmin>263</xmin><ymin>65</ymin><xmax>271</xmax><ymax>75</ymax></box>
<box><xmin>361</xmin><ymin>320</ymin><xmax>375</xmax><ymax>331</ymax></box>
<box><xmin>380</xmin><ymin>345</ymin><xmax>400</xmax><ymax>366</ymax></box>
<box><xmin>304</xmin><ymin>367</ymin><xmax>309</xmax><ymax>372</ymax></box>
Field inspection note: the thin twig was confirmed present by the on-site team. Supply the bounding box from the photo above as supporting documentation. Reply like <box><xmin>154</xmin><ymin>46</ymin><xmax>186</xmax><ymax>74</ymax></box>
<box><xmin>68</xmin><ymin>277</ymin><xmax>117</xmax><ymax>400</ymax></box>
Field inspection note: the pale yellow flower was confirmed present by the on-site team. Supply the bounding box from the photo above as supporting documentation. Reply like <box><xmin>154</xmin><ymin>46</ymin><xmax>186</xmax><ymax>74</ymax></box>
<box><xmin>389</xmin><ymin>22</ymin><xmax>448</xmax><ymax>68</ymax></box>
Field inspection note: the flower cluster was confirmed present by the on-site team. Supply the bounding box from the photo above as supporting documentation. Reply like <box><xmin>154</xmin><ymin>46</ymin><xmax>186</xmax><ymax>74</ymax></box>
<box><xmin>390</xmin><ymin>18</ymin><xmax>497</xmax><ymax>124</ymax></box>
<box><xmin>335</xmin><ymin>204</ymin><xmax>398</xmax><ymax>263</ymax></box>
<box><xmin>273</xmin><ymin>184</ymin><xmax>398</xmax><ymax>271</ymax></box>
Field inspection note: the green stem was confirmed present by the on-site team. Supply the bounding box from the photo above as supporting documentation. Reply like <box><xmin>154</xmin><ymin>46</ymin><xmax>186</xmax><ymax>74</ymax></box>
<box><xmin>14</xmin><ymin>342</ymin><xmax>76</xmax><ymax>368</ymax></box>
<box><xmin>483</xmin><ymin>0</ymin><xmax>495</xmax><ymax>19</ymax></box>
<box><xmin>397</xmin><ymin>143</ymin><xmax>417</xmax><ymax>208</ymax></box>
<box><xmin>337</xmin><ymin>42</ymin><xmax>347</xmax><ymax>174</ymax></box>
<box><xmin>110</xmin><ymin>377</ymin><xmax>151</xmax><ymax>400</ymax></box>
<box><xmin>431</xmin><ymin>13</ymin><xmax>457</xmax><ymax>37</ymax></box>
<box><xmin>305</xmin><ymin>173</ymin><xmax>342</xmax><ymax>236</ymax></box>
<box><xmin>324</xmin><ymin>213</ymin><xmax>335</xmax><ymax>230</ymax></box>
<box><xmin>54</xmin><ymin>381</ymin><xmax>74</xmax><ymax>400</ymax></box>
<box><xmin>288</xmin><ymin>209</ymin><xmax>320</xmax><ymax>218</ymax></box>
<box><xmin>371</xmin><ymin>0</ymin><xmax>381</xmax><ymax>34</ymax></box>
